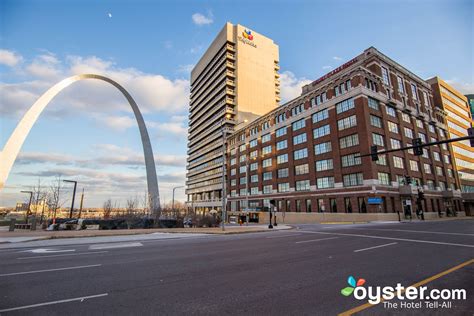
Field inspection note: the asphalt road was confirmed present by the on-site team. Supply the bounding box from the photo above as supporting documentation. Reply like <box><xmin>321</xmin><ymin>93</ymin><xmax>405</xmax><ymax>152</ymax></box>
<box><xmin>0</xmin><ymin>220</ymin><xmax>473</xmax><ymax>315</ymax></box>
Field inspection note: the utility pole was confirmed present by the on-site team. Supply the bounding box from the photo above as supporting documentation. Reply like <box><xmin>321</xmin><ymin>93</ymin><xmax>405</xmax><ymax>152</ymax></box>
<box><xmin>172</xmin><ymin>186</ymin><xmax>184</xmax><ymax>214</ymax></box>
<box><xmin>63</xmin><ymin>180</ymin><xmax>77</xmax><ymax>219</ymax></box>
<box><xmin>20</xmin><ymin>190</ymin><xmax>33</xmax><ymax>224</ymax></box>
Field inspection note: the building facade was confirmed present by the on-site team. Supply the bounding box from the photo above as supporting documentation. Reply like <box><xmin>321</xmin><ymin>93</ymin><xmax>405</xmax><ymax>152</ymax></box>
<box><xmin>428</xmin><ymin>77</ymin><xmax>474</xmax><ymax>193</ymax></box>
<box><xmin>225</xmin><ymin>47</ymin><xmax>464</xmax><ymax>220</ymax></box>
<box><xmin>186</xmin><ymin>22</ymin><xmax>280</xmax><ymax>214</ymax></box>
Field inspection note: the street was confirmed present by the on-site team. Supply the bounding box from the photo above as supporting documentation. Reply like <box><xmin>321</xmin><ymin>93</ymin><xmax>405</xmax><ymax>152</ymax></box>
<box><xmin>0</xmin><ymin>220</ymin><xmax>473</xmax><ymax>315</ymax></box>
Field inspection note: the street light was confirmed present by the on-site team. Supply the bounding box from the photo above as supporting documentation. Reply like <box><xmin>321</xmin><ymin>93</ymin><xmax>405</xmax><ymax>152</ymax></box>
<box><xmin>172</xmin><ymin>186</ymin><xmax>184</xmax><ymax>213</ymax></box>
<box><xmin>221</xmin><ymin>115</ymin><xmax>247</xmax><ymax>231</ymax></box>
<box><xmin>20</xmin><ymin>190</ymin><xmax>33</xmax><ymax>224</ymax></box>
<box><xmin>63</xmin><ymin>180</ymin><xmax>77</xmax><ymax>219</ymax></box>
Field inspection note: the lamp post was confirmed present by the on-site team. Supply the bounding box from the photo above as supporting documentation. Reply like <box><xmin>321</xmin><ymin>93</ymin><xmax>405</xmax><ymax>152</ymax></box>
<box><xmin>63</xmin><ymin>180</ymin><xmax>77</xmax><ymax>219</ymax></box>
<box><xmin>172</xmin><ymin>186</ymin><xmax>184</xmax><ymax>213</ymax></box>
<box><xmin>20</xmin><ymin>190</ymin><xmax>33</xmax><ymax>224</ymax></box>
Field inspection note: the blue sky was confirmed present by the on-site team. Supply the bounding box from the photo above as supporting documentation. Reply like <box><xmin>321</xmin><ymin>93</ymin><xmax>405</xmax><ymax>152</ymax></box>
<box><xmin>0</xmin><ymin>0</ymin><xmax>472</xmax><ymax>208</ymax></box>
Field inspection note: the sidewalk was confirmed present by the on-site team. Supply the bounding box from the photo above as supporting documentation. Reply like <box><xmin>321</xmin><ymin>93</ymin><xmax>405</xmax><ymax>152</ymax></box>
<box><xmin>0</xmin><ymin>224</ymin><xmax>292</xmax><ymax>244</ymax></box>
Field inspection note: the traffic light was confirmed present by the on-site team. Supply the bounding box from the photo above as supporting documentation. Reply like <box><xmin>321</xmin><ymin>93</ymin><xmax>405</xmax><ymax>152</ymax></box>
<box><xmin>370</xmin><ymin>145</ymin><xmax>379</xmax><ymax>161</ymax></box>
<box><xmin>413</xmin><ymin>138</ymin><xmax>423</xmax><ymax>156</ymax></box>
<box><xmin>468</xmin><ymin>127</ymin><xmax>474</xmax><ymax>147</ymax></box>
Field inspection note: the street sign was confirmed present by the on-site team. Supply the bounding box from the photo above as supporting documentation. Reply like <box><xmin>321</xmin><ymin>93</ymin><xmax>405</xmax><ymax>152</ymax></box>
<box><xmin>368</xmin><ymin>197</ymin><xmax>382</xmax><ymax>204</ymax></box>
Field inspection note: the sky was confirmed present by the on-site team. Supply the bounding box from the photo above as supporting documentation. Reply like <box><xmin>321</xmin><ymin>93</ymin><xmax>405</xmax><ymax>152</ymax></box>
<box><xmin>0</xmin><ymin>0</ymin><xmax>473</xmax><ymax>208</ymax></box>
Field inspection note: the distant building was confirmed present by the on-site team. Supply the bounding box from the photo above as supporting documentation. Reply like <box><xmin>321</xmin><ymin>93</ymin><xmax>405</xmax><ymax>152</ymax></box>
<box><xmin>186</xmin><ymin>22</ymin><xmax>280</xmax><ymax>215</ymax></box>
<box><xmin>225</xmin><ymin>47</ymin><xmax>464</xmax><ymax>221</ymax></box>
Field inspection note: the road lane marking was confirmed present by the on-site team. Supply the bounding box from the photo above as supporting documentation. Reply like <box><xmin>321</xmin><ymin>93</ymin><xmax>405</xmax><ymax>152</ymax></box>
<box><xmin>353</xmin><ymin>242</ymin><xmax>397</xmax><ymax>253</ymax></box>
<box><xmin>89</xmin><ymin>242</ymin><xmax>143</xmax><ymax>250</ymax></box>
<box><xmin>298</xmin><ymin>231</ymin><xmax>474</xmax><ymax>248</ymax></box>
<box><xmin>0</xmin><ymin>264</ymin><xmax>101</xmax><ymax>277</ymax></box>
<box><xmin>338</xmin><ymin>258</ymin><xmax>474</xmax><ymax>316</ymax></box>
<box><xmin>266</xmin><ymin>234</ymin><xmax>302</xmax><ymax>239</ymax></box>
<box><xmin>17</xmin><ymin>251</ymin><xmax>108</xmax><ymax>260</ymax></box>
<box><xmin>295</xmin><ymin>237</ymin><xmax>339</xmax><ymax>244</ymax></box>
<box><xmin>0</xmin><ymin>293</ymin><xmax>108</xmax><ymax>312</ymax></box>
<box><xmin>24</xmin><ymin>248</ymin><xmax>76</xmax><ymax>254</ymax></box>
<box><xmin>349</xmin><ymin>228</ymin><xmax>474</xmax><ymax>237</ymax></box>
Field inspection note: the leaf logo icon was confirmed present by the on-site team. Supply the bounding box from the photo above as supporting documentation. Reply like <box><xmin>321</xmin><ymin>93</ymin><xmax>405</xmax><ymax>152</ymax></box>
<box><xmin>340</xmin><ymin>275</ymin><xmax>366</xmax><ymax>297</ymax></box>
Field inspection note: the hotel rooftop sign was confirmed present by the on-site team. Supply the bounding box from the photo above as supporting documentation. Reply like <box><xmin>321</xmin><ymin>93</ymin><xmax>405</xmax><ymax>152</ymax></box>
<box><xmin>311</xmin><ymin>57</ymin><xmax>358</xmax><ymax>87</ymax></box>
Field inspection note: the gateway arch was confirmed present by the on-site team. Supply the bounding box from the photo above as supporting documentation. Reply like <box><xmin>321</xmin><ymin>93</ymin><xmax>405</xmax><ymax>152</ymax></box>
<box><xmin>0</xmin><ymin>74</ymin><xmax>161</xmax><ymax>212</ymax></box>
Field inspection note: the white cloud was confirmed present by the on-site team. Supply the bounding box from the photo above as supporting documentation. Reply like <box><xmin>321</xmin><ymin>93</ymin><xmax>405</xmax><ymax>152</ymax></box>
<box><xmin>444</xmin><ymin>79</ymin><xmax>474</xmax><ymax>95</ymax></box>
<box><xmin>332</xmin><ymin>56</ymin><xmax>342</xmax><ymax>61</ymax></box>
<box><xmin>192</xmin><ymin>12</ymin><xmax>213</xmax><ymax>25</ymax></box>
<box><xmin>177</xmin><ymin>64</ymin><xmax>194</xmax><ymax>74</ymax></box>
<box><xmin>322</xmin><ymin>65</ymin><xmax>332</xmax><ymax>70</ymax></box>
<box><xmin>279</xmin><ymin>71</ymin><xmax>312</xmax><ymax>103</ymax></box>
<box><xmin>95</xmin><ymin>115</ymin><xmax>136</xmax><ymax>131</ymax></box>
<box><xmin>0</xmin><ymin>49</ymin><xmax>23</xmax><ymax>67</ymax></box>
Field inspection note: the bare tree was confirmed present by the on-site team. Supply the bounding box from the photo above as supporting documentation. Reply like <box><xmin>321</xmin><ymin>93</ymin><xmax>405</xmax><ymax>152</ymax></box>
<box><xmin>48</xmin><ymin>175</ymin><xmax>66</xmax><ymax>219</ymax></box>
<box><xmin>125</xmin><ymin>197</ymin><xmax>138</xmax><ymax>229</ymax></box>
<box><xmin>103</xmin><ymin>199</ymin><xmax>113</xmax><ymax>219</ymax></box>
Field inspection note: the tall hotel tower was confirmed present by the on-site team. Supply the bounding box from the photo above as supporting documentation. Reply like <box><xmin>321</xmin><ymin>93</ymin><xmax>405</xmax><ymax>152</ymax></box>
<box><xmin>186</xmin><ymin>22</ymin><xmax>280</xmax><ymax>214</ymax></box>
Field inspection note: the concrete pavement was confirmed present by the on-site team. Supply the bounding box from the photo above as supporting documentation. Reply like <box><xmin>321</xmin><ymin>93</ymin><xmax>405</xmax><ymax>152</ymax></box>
<box><xmin>0</xmin><ymin>220</ymin><xmax>472</xmax><ymax>315</ymax></box>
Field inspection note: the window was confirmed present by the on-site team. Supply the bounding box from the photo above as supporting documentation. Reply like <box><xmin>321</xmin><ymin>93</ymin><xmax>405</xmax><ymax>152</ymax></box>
<box><xmin>343</xmin><ymin>173</ymin><xmax>363</xmax><ymax>187</ymax></box>
<box><xmin>262</xmin><ymin>121</ymin><xmax>270</xmax><ymax>130</ymax></box>
<box><xmin>230</xmin><ymin>190</ymin><xmax>237</xmax><ymax>197</ymax></box>
<box><xmin>436</xmin><ymin>166</ymin><xmax>443</xmax><ymax>176</ymax></box>
<box><xmin>293</xmin><ymin>133</ymin><xmax>307</xmax><ymax>145</ymax></box>
<box><xmin>278</xmin><ymin>183</ymin><xmax>290</xmax><ymax>192</ymax></box>
<box><xmin>231</xmin><ymin>179</ymin><xmax>236</xmax><ymax>186</ymax></box>
<box><xmin>240</xmin><ymin>176</ymin><xmax>246</xmax><ymax>185</ymax></box>
<box><xmin>292</xmin><ymin>119</ymin><xmax>306</xmax><ymax>131</ymax></box>
<box><xmin>317</xmin><ymin>177</ymin><xmax>334</xmax><ymax>189</ymax></box>
<box><xmin>416</xmin><ymin>119</ymin><xmax>423</xmax><ymax>129</ymax></box>
<box><xmin>391</xmin><ymin>138</ymin><xmax>401</xmax><ymax>149</ymax></box>
<box><xmin>251</xmin><ymin>174</ymin><xmax>259</xmax><ymax>183</ymax></box>
<box><xmin>340</xmin><ymin>134</ymin><xmax>359</xmax><ymax>148</ymax></box>
<box><xmin>334</xmin><ymin>85</ymin><xmax>340</xmax><ymax>97</ymax></box>
<box><xmin>341</xmin><ymin>153</ymin><xmax>361</xmax><ymax>167</ymax></box>
<box><xmin>239</xmin><ymin>166</ymin><xmax>246</xmax><ymax>174</ymax></box>
<box><xmin>296</xmin><ymin>180</ymin><xmax>310</xmax><ymax>191</ymax></box>
<box><xmin>316</xmin><ymin>159</ymin><xmax>334</xmax><ymax>171</ymax></box>
<box><xmin>378</xmin><ymin>172</ymin><xmax>390</xmax><ymax>185</ymax></box>
<box><xmin>447</xmin><ymin>169</ymin><xmax>453</xmax><ymax>178</ymax></box>
<box><xmin>249</xmin><ymin>139</ymin><xmax>257</xmax><ymax>148</ymax></box>
<box><xmin>376</xmin><ymin>154</ymin><xmax>387</xmax><ymax>166</ymax></box>
<box><xmin>397</xmin><ymin>76</ymin><xmax>405</xmax><ymax>93</ymax></box>
<box><xmin>262</xmin><ymin>158</ymin><xmax>272</xmax><ymax>168</ymax></box>
<box><xmin>250</xmin><ymin>162</ymin><xmax>258</xmax><ymax>171</ymax></box>
<box><xmin>404</xmin><ymin>127</ymin><xmax>413</xmax><ymax>139</ymax></box>
<box><xmin>386</xmin><ymin>106</ymin><xmax>396</xmax><ymax>117</ymax></box>
<box><xmin>370</xmin><ymin>115</ymin><xmax>382</xmax><ymax>128</ymax></box>
<box><xmin>313</xmin><ymin>124</ymin><xmax>330</xmax><ymax>139</ymax></box>
<box><xmin>433</xmin><ymin>152</ymin><xmax>440</xmax><ymax>161</ymax></box>
<box><xmin>262</xmin><ymin>133</ymin><xmax>271</xmax><ymax>143</ymax></box>
<box><xmin>276</xmin><ymin>140</ymin><xmax>287</xmax><ymax>151</ymax></box>
<box><xmin>275</xmin><ymin>113</ymin><xmax>286</xmax><ymax>124</ymax></box>
<box><xmin>321</xmin><ymin>92</ymin><xmax>327</xmax><ymax>102</ymax></box>
<box><xmin>338</xmin><ymin>115</ymin><xmax>357</xmax><ymax>130</ymax></box>
<box><xmin>250</xmin><ymin>187</ymin><xmax>259</xmax><ymax>195</ymax></box>
<box><xmin>295</xmin><ymin>164</ymin><xmax>309</xmax><ymax>175</ymax></box>
<box><xmin>263</xmin><ymin>171</ymin><xmax>272</xmax><ymax>181</ymax></box>
<box><xmin>444</xmin><ymin>155</ymin><xmax>450</xmax><ymax>164</ymax></box>
<box><xmin>249</xmin><ymin>150</ymin><xmax>257</xmax><ymax>159</ymax></box>
<box><xmin>239</xmin><ymin>155</ymin><xmax>246</xmax><ymax>163</ymax></box>
<box><xmin>368</xmin><ymin>97</ymin><xmax>379</xmax><ymax>110</ymax></box>
<box><xmin>277</xmin><ymin>154</ymin><xmax>288</xmax><ymax>164</ymax></box>
<box><xmin>263</xmin><ymin>185</ymin><xmax>272</xmax><ymax>194</ymax></box>
<box><xmin>402</xmin><ymin>112</ymin><xmax>410</xmax><ymax>123</ymax></box>
<box><xmin>294</xmin><ymin>148</ymin><xmax>308</xmax><ymax>160</ymax></box>
<box><xmin>409</xmin><ymin>160</ymin><xmax>419</xmax><ymax>172</ymax></box>
<box><xmin>276</xmin><ymin>127</ymin><xmax>287</xmax><ymax>137</ymax></box>
<box><xmin>393</xmin><ymin>156</ymin><xmax>404</xmax><ymax>169</ymax></box>
<box><xmin>278</xmin><ymin>168</ymin><xmax>288</xmax><ymax>178</ymax></box>
<box><xmin>315</xmin><ymin>142</ymin><xmax>332</xmax><ymax>155</ymax></box>
<box><xmin>418</xmin><ymin>132</ymin><xmax>426</xmax><ymax>143</ymax></box>
<box><xmin>411</xmin><ymin>84</ymin><xmax>418</xmax><ymax>100</ymax></box>
<box><xmin>262</xmin><ymin>145</ymin><xmax>272</xmax><ymax>155</ymax></box>
<box><xmin>306</xmin><ymin>199</ymin><xmax>313</xmax><ymax>213</ymax></box>
<box><xmin>230</xmin><ymin>158</ymin><xmax>236</xmax><ymax>166</ymax></box>
<box><xmin>388</xmin><ymin>121</ymin><xmax>399</xmax><ymax>134</ymax></box>
<box><xmin>372</xmin><ymin>133</ymin><xmax>385</xmax><ymax>147</ymax></box>
<box><xmin>407</xmin><ymin>144</ymin><xmax>414</xmax><ymax>155</ymax></box>
<box><xmin>439</xmin><ymin>181</ymin><xmax>446</xmax><ymax>190</ymax></box>
<box><xmin>250</xmin><ymin>127</ymin><xmax>258</xmax><ymax>136</ymax></box>
<box><xmin>346</xmin><ymin>79</ymin><xmax>352</xmax><ymax>90</ymax></box>
<box><xmin>428</xmin><ymin>125</ymin><xmax>435</xmax><ymax>133</ymax></box>
<box><xmin>239</xmin><ymin>144</ymin><xmax>246</xmax><ymax>152</ymax></box>
<box><xmin>312</xmin><ymin>109</ymin><xmax>329</xmax><ymax>123</ymax></box>
<box><xmin>424</xmin><ymin>163</ymin><xmax>432</xmax><ymax>174</ymax></box>
<box><xmin>291</xmin><ymin>104</ymin><xmax>304</xmax><ymax>116</ymax></box>
<box><xmin>230</xmin><ymin>168</ymin><xmax>236</xmax><ymax>176</ymax></box>
<box><xmin>230</xmin><ymin>148</ymin><xmax>237</xmax><ymax>155</ymax></box>
<box><xmin>422</xmin><ymin>149</ymin><xmax>429</xmax><ymax>158</ymax></box>
<box><xmin>336</xmin><ymin>98</ymin><xmax>355</xmax><ymax>114</ymax></box>
<box><xmin>381</xmin><ymin>67</ymin><xmax>390</xmax><ymax>85</ymax></box>
<box><xmin>427</xmin><ymin>180</ymin><xmax>435</xmax><ymax>190</ymax></box>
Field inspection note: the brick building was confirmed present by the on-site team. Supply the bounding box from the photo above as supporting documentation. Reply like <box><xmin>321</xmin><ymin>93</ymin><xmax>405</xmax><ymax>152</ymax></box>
<box><xmin>225</xmin><ymin>47</ymin><xmax>464</xmax><ymax>221</ymax></box>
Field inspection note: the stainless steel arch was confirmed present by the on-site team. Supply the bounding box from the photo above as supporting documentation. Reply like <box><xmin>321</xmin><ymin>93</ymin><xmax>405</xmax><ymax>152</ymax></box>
<box><xmin>0</xmin><ymin>74</ymin><xmax>161</xmax><ymax>212</ymax></box>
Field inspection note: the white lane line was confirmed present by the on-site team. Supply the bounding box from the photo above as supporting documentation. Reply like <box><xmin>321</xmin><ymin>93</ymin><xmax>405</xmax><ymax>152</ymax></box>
<box><xmin>295</xmin><ymin>237</ymin><xmax>339</xmax><ymax>244</ymax></box>
<box><xmin>0</xmin><ymin>293</ymin><xmax>108</xmax><ymax>312</ymax></box>
<box><xmin>89</xmin><ymin>242</ymin><xmax>142</xmax><ymax>250</ymax></box>
<box><xmin>25</xmin><ymin>248</ymin><xmax>75</xmax><ymax>254</ymax></box>
<box><xmin>266</xmin><ymin>234</ymin><xmax>302</xmax><ymax>239</ymax></box>
<box><xmin>17</xmin><ymin>251</ymin><xmax>108</xmax><ymax>260</ymax></box>
<box><xmin>298</xmin><ymin>231</ymin><xmax>474</xmax><ymax>248</ymax></box>
<box><xmin>0</xmin><ymin>264</ymin><xmax>101</xmax><ymax>277</ymax></box>
<box><xmin>354</xmin><ymin>242</ymin><xmax>398</xmax><ymax>253</ymax></box>
<box><xmin>350</xmin><ymin>228</ymin><xmax>474</xmax><ymax>237</ymax></box>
